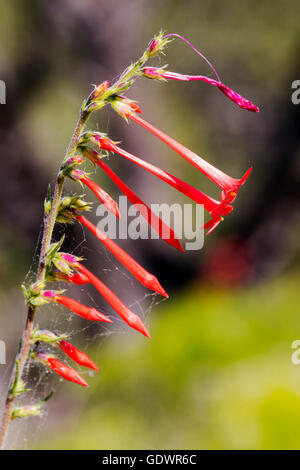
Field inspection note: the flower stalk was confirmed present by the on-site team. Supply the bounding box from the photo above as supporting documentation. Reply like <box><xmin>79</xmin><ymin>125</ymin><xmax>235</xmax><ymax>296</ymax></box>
<box><xmin>0</xmin><ymin>110</ymin><xmax>89</xmax><ymax>448</ymax></box>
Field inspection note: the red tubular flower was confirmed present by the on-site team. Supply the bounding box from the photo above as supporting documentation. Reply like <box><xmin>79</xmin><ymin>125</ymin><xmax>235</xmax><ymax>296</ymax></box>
<box><xmin>53</xmin><ymin>271</ymin><xmax>90</xmax><ymax>285</ymax></box>
<box><xmin>96</xmin><ymin>136</ymin><xmax>234</xmax><ymax>214</ymax></box>
<box><xmin>72</xmin><ymin>169</ymin><xmax>120</xmax><ymax>219</ymax></box>
<box><xmin>47</xmin><ymin>357</ymin><xmax>88</xmax><ymax>387</ymax></box>
<box><xmin>142</xmin><ymin>68</ymin><xmax>259</xmax><ymax>113</ymax></box>
<box><xmin>43</xmin><ymin>290</ymin><xmax>112</xmax><ymax>323</ymax></box>
<box><xmin>65</xmin><ymin>272</ymin><xmax>91</xmax><ymax>285</ymax></box>
<box><xmin>202</xmin><ymin>191</ymin><xmax>234</xmax><ymax>235</ymax></box>
<box><xmin>76</xmin><ymin>214</ymin><xmax>168</xmax><ymax>297</ymax></box>
<box><xmin>58</xmin><ymin>340</ymin><xmax>99</xmax><ymax>371</ymax></box>
<box><xmin>110</xmin><ymin>96</ymin><xmax>142</xmax><ymax>118</ymax></box>
<box><xmin>83</xmin><ymin>148</ymin><xmax>184</xmax><ymax>252</ymax></box>
<box><xmin>127</xmin><ymin>113</ymin><xmax>252</xmax><ymax>201</ymax></box>
<box><xmin>73</xmin><ymin>263</ymin><xmax>151</xmax><ymax>338</ymax></box>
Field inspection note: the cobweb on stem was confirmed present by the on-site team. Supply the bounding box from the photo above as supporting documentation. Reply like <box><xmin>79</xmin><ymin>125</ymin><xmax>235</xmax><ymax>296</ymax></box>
<box><xmin>6</xmin><ymin>203</ymin><xmax>167</xmax><ymax>449</ymax></box>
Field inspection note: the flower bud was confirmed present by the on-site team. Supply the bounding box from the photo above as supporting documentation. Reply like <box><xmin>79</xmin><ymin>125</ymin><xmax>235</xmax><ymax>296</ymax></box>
<box><xmin>11</xmin><ymin>392</ymin><xmax>53</xmax><ymax>420</ymax></box>
<box><xmin>32</xmin><ymin>329</ymin><xmax>67</xmax><ymax>344</ymax></box>
<box><xmin>142</xmin><ymin>67</ymin><xmax>166</xmax><ymax>81</ymax></box>
<box><xmin>93</xmin><ymin>81</ymin><xmax>109</xmax><ymax>99</ymax></box>
<box><xmin>147</xmin><ymin>33</ymin><xmax>170</xmax><ymax>58</ymax></box>
<box><xmin>11</xmin><ymin>405</ymin><xmax>41</xmax><ymax>420</ymax></box>
<box><xmin>109</xmin><ymin>96</ymin><xmax>142</xmax><ymax>119</ymax></box>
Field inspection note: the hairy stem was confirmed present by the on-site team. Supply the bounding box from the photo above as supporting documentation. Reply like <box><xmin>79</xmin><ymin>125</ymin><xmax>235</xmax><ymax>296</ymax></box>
<box><xmin>0</xmin><ymin>36</ymin><xmax>158</xmax><ymax>448</ymax></box>
<box><xmin>0</xmin><ymin>110</ymin><xmax>89</xmax><ymax>449</ymax></box>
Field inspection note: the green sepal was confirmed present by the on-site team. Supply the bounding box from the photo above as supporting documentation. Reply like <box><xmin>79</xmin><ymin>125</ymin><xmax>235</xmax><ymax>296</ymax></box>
<box><xmin>31</xmin><ymin>329</ymin><xmax>68</xmax><ymax>344</ymax></box>
<box><xmin>22</xmin><ymin>283</ymin><xmax>48</xmax><ymax>307</ymax></box>
<box><xmin>46</xmin><ymin>195</ymin><xmax>92</xmax><ymax>224</ymax></box>
<box><xmin>11</xmin><ymin>392</ymin><xmax>54</xmax><ymax>420</ymax></box>
<box><xmin>9</xmin><ymin>361</ymin><xmax>30</xmax><ymax>398</ymax></box>
<box><xmin>45</xmin><ymin>235</ymin><xmax>65</xmax><ymax>264</ymax></box>
<box><xmin>52</xmin><ymin>254</ymin><xmax>73</xmax><ymax>275</ymax></box>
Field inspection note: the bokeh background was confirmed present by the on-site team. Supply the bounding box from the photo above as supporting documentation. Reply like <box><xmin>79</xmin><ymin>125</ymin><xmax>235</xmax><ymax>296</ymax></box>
<box><xmin>1</xmin><ymin>0</ymin><xmax>300</xmax><ymax>450</ymax></box>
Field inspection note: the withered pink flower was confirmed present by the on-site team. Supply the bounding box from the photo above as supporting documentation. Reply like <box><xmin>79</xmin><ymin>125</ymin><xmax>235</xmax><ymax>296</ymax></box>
<box><xmin>143</xmin><ymin>68</ymin><xmax>259</xmax><ymax>113</ymax></box>
<box><xmin>145</xmin><ymin>33</ymin><xmax>259</xmax><ymax>112</ymax></box>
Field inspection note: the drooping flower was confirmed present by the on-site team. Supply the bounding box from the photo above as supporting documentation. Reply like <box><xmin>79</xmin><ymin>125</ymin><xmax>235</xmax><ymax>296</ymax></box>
<box><xmin>81</xmin><ymin>147</ymin><xmax>184</xmax><ymax>252</ymax></box>
<box><xmin>58</xmin><ymin>340</ymin><xmax>99</xmax><ymax>371</ymax></box>
<box><xmin>143</xmin><ymin>33</ymin><xmax>259</xmax><ymax>113</ymax></box>
<box><xmin>71</xmin><ymin>169</ymin><xmax>120</xmax><ymax>219</ymax></box>
<box><xmin>110</xmin><ymin>96</ymin><xmax>142</xmax><ymax>120</ymax></box>
<box><xmin>42</xmin><ymin>290</ymin><xmax>112</xmax><ymax>323</ymax></box>
<box><xmin>75</xmin><ymin>214</ymin><xmax>168</xmax><ymax>297</ymax></box>
<box><xmin>142</xmin><ymin>68</ymin><xmax>259</xmax><ymax>113</ymax></box>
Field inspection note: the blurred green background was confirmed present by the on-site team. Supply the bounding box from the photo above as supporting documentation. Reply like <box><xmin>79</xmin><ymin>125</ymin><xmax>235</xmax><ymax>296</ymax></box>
<box><xmin>0</xmin><ymin>0</ymin><xmax>300</xmax><ymax>450</ymax></box>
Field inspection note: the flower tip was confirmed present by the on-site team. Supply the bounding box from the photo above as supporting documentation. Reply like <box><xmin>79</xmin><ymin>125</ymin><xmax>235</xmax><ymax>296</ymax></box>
<box><xmin>142</xmin><ymin>327</ymin><xmax>151</xmax><ymax>339</ymax></box>
<box><xmin>167</xmin><ymin>236</ymin><xmax>184</xmax><ymax>253</ymax></box>
<box><xmin>130</xmin><ymin>315</ymin><xmax>151</xmax><ymax>338</ymax></box>
<box><xmin>176</xmin><ymin>241</ymin><xmax>185</xmax><ymax>253</ymax></box>
<box><xmin>203</xmin><ymin>217</ymin><xmax>222</xmax><ymax>235</ymax></box>
<box><xmin>239</xmin><ymin>99</ymin><xmax>259</xmax><ymax>113</ymax></box>
<box><xmin>160</xmin><ymin>288</ymin><xmax>169</xmax><ymax>299</ymax></box>
<box><xmin>91</xmin><ymin>309</ymin><xmax>113</xmax><ymax>323</ymax></box>
<box><xmin>240</xmin><ymin>167</ymin><xmax>252</xmax><ymax>185</ymax></box>
<box><xmin>247</xmin><ymin>103</ymin><xmax>260</xmax><ymax>113</ymax></box>
<box><xmin>155</xmin><ymin>283</ymin><xmax>169</xmax><ymax>298</ymax></box>
<box><xmin>47</xmin><ymin>357</ymin><xmax>89</xmax><ymax>387</ymax></box>
<box><xmin>80</xmin><ymin>379</ymin><xmax>89</xmax><ymax>387</ymax></box>
<box><xmin>147</xmin><ymin>275</ymin><xmax>169</xmax><ymax>298</ymax></box>
<box><xmin>86</xmin><ymin>360</ymin><xmax>99</xmax><ymax>372</ymax></box>
<box><xmin>113</xmin><ymin>204</ymin><xmax>121</xmax><ymax>219</ymax></box>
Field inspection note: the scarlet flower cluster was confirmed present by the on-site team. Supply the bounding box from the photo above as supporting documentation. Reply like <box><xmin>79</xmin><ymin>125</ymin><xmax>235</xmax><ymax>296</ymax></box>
<box><xmin>20</xmin><ymin>33</ymin><xmax>258</xmax><ymax>396</ymax></box>
<box><xmin>35</xmin><ymin>34</ymin><xmax>258</xmax><ymax>388</ymax></box>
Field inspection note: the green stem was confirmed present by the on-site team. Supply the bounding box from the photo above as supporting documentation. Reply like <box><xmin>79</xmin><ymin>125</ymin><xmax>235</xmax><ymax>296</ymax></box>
<box><xmin>0</xmin><ymin>37</ymin><xmax>157</xmax><ymax>449</ymax></box>
<box><xmin>0</xmin><ymin>110</ymin><xmax>89</xmax><ymax>450</ymax></box>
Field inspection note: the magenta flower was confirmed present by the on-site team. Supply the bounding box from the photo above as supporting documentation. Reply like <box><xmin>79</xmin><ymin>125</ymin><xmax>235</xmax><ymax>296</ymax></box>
<box><xmin>143</xmin><ymin>68</ymin><xmax>259</xmax><ymax>113</ymax></box>
<box><xmin>143</xmin><ymin>33</ymin><xmax>259</xmax><ymax>113</ymax></box>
